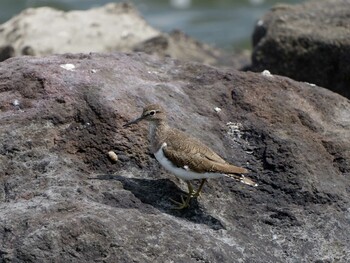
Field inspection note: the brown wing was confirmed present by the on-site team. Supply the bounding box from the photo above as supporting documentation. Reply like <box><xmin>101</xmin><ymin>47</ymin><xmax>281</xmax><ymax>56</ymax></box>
<box><xmin>166</xmin><ymin>128</ymin><xmax>226</xmax><ymax>163</ymax></box>
<box><xmin>163</xmin><ymin>128</ymin><xmax>248</xmax><ymax>174</ymax></box>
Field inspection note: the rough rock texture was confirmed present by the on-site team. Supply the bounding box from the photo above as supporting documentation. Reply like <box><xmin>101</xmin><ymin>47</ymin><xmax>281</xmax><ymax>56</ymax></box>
<box><xmin>251</xmin><ymin>0</ymin><xmax>350</xmax><ymax>98</ymax></box>
<box><xmin>0</xmin><ymin>52</ymin><xmax>349</xmax><ymax>262</ymax></box>
<box><xmin>0</xmin><ymin>3</ymin><xmax>246</xmax><ymax>68</ymax></box>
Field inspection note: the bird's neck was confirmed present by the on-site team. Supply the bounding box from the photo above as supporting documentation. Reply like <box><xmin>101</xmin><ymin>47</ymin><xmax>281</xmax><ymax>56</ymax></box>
<box><xmin>148</xmin><ymin>120</ymin><xmax>168</xmax><ymax>153</ymax></box>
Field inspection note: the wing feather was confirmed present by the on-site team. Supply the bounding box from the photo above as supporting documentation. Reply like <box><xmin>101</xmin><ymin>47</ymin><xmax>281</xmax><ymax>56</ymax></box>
<box><xmin>162</xmin><ymin>128</ymin><xmax>248</xmax><ymax>174</ymax></box>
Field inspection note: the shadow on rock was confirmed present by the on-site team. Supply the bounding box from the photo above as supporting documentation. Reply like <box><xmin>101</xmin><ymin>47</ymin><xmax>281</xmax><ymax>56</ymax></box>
<box><xmin>90</xmin><ymin>174</ymin><xmax>225</xmax><ymax>230</ymax></box>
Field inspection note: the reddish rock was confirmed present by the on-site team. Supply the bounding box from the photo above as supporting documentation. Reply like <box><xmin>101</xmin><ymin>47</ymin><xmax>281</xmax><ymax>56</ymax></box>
<box><xmin>0</xmin><ymin>53</ymin><xmax>349</xmax><ymax>262</ymax></box>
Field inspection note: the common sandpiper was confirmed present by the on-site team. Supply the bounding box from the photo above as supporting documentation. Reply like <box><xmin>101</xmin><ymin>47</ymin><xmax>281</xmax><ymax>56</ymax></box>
<box><xmin>124</xmin><ymin>104</ymin><xmax>257</xmax><ymax>209</ymax></box>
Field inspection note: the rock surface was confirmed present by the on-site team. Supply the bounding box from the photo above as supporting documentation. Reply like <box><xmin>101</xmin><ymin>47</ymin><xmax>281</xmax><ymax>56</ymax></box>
<box><xmin>0</xmin><ymin>52</ymin><xmax>349</xmax><ymax>262</ymax></box>
<box><xmin>0</xmin><ymin>3</ymin><xmax>246</xmax><ymax>68</ymax></box>
<box><xmin>251</xmin><ymin>0</ymin><xmax>350</xmax><ymax>98</ymax></box>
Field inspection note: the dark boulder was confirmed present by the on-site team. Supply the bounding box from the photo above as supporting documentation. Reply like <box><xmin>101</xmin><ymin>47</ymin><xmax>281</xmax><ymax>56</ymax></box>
<box><xmin>251</xmin><ymin>0</ymin><xmax>350</xmax><ymax>98</ymax></box>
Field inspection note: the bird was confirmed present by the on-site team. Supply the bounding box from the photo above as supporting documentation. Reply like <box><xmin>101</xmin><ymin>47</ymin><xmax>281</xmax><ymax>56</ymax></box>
<box><xmin>123</xmin><ymin>104</ymin><xmax>257</xmax><ymax>209</ymax></box>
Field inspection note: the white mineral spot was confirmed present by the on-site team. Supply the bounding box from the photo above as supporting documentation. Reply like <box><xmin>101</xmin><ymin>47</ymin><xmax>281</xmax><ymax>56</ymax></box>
<box><xmin>60</xmin><ymin>64</ymin><xmax>75</xmax><ymax>71</ymax></box>
<box><xmin>214</xmin><ymin>107</ymin><xmax>221</xmax><ymax>113</ymax></box>
<box><xmin>91</xmin><ymin>69</ymin><xmax>97</xmax><ymax>73</ymax></box>
<box><xmin>148</xmin><ymin>71</ymin><xmax>159</xmax><ymax>74</ymax></box>
<box><xmin>13</xmin><ymin>99</ymin><xmax>20</xmax><ymax>106</ymax></box>
<box><xmin>226</xmin><ymin>122</ymin><xmax>243</xmax><ymax>139</ymax></box>
<box><xmin>261</xmin><ymin>70</ymin><xmax>273</xmax><ymax>78</ymax></box>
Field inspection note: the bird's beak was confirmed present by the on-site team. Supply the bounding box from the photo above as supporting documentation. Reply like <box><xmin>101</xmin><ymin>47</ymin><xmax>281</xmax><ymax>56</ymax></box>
<box><xmin>123</xmin><ymin>116</ymin><xmax>144</xmax><ymax>127</ymax></box>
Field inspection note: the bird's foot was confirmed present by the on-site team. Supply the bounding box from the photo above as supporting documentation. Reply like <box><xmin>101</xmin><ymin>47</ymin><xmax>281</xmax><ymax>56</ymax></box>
<box><xmin>169</xmin><ymin>195</ymin><xmax>191</xmax><ymax>209</ymax></box>
<box><xmin>190</xmin><ymin>190</ymin><xmax>201</xmax><ymax>198</ymax></box>
<box><xmin>190</xmin><ymin>179</ymin><xmax>206</xmax><ymax>198</ymax></box>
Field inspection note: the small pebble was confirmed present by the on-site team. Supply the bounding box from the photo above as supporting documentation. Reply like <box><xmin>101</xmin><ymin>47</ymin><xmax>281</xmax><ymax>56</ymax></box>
<box><xmin>108</xmin><ymin>151</ymin><xmax>118</xmax><ymax>163</ymax></box>
<box><xmin>261</xmin><ymin>70</ymin><xmax>273</xmax><ymax>78</ymax></box>
<box><xmin>214</xmin><ymin>107</ymin><xmax>221</xmax><ymax>113</ymax></box>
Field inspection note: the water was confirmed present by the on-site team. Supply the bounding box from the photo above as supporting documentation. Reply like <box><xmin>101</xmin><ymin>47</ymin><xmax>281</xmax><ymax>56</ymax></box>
<box><xmin>0</xmin><ymin>0</ymin><xmax>304</xmax><ymax>50</ymax></box>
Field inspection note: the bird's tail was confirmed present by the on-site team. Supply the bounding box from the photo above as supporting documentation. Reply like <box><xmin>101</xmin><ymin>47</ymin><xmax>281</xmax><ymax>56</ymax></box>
<box><xmin>225</xmin><ymin>173</ymin><xmax>258</xmax><ymax>187</ymax></box>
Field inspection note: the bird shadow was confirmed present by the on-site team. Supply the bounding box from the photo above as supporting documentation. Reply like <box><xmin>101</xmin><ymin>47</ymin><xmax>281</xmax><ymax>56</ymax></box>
<box><xmin>90</xmin><ymin>174</ymin><xmax>225</xmax><ymax>230</ymax></box>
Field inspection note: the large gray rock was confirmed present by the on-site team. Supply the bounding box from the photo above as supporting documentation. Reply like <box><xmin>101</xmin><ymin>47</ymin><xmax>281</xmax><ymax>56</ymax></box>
<box><xmin>0</xmin><ymin>3</ymin><xmax>159</xmax><ymax>56</ymax></box>
<box><xmin>251</xmin><ymin>0</ymin><xmax>350</xmax><ymax>98</ymax></box>
<box><xmin>0</xmin><ymin>53</ymin><xmax>349</xmax><ymax>262</ymax></box>
<box><xmin>0</xmin><ymin>3</ymin><xmax>246</xmax><ymax>68</ymax></box>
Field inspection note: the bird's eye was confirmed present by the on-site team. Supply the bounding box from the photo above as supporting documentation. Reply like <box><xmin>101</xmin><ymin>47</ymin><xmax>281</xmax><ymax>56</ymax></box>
<box><xmin>149</xmin><ymin>110</ymin><xmax>156</xmax><ymax>116</ymax></box>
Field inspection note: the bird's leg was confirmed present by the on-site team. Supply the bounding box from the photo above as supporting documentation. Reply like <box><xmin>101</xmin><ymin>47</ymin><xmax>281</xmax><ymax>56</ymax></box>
<box><xmin>169</xmin><ymin>181</ymin><xmax>194</xmax><ymax>209</ymax></box>
<box><xmin>186</xmin><ymin>181</ymin><xmax>195</xmax><ymax>196</ymax></box>
<box><xmin>192</xmin><ymin>179</ymin><xmax>207</xmax><ymax>198</ymax></box>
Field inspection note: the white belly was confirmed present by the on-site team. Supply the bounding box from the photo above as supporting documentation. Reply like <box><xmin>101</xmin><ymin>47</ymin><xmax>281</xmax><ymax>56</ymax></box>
<box><xmin>154</xmin><ymin>143</ymin><xmax>224</xmax><ymax>181</ymax></box>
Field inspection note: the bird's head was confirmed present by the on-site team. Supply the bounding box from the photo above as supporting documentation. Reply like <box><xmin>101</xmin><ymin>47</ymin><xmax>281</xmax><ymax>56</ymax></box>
<box><xmin>123</xmin><ymin>104</ymin><xmax>166</xmax><ymax>127</ymax></box>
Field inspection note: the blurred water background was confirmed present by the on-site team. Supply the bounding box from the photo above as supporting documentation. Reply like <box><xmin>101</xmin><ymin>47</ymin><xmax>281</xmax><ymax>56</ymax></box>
<box><xmin>0</xmin><ymin>0</ymin><xmax>303</xmax><ymax>50</ymax></box>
